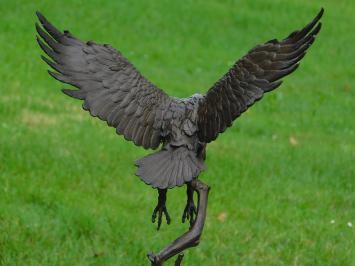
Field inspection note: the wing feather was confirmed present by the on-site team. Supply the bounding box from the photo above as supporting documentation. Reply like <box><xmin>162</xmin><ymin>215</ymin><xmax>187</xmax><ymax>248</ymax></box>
<box><xmin>36</xmin><ymin>12</ymin><xmax>173</xmax><ymax>149</ymax></box>
<box><xmin>197</xmin><ymin>8</ymin><xmax>323</xmax><ymax>142</ymax></box>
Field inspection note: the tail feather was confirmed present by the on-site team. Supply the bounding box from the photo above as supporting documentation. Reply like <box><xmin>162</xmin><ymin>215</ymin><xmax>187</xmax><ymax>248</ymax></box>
<box><xmin>135</xmin><ymin>147</ymin><xmax>205</xmax><ymax>189</ymax></box>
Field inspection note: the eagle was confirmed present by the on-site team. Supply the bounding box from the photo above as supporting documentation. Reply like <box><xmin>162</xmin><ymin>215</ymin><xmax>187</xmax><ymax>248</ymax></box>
<box><xmin>36</xmin><ymin>9</ymin><xmax>323</xmax><ymax>230</ymax></box>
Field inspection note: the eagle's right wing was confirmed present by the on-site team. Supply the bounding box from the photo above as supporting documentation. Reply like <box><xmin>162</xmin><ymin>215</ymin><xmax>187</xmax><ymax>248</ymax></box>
<box><xmin>197</xmin><ymin>8</ymin><xmax>323</xmax><ymax>143</ymax></box>
<box><xmin>36</xmin><ymin>12</ymin><xmax>172</xmax><ymax>149</ymax></box>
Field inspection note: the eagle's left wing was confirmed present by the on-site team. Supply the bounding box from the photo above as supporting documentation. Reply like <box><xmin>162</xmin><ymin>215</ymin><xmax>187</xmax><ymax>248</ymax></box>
<box><xmin>36</xmin><ymin>12</ymin><xmax>174</xmax><ymax>149</ymax></box>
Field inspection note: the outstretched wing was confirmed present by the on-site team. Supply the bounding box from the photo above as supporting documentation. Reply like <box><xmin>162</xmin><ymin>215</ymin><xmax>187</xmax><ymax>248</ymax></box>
<box><xmin>36</xmin><ymin>12</ymin><xmax>172</xmax><ymax>149</ymax></box>
<box><xmin>197</xmin><ymin>8</ymin><xmax>324</xmax><ymax>143</ymax></box>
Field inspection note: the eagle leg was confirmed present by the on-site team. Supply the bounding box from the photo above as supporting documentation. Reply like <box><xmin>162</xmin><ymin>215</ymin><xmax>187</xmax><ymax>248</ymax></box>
<box><xmin>152</xmin><ymin>188</ymin><xmax>171</xmax><ymax>230</ymax></box>
<box><xmin>182</xmin><ymin>182</ymin><xmax>197</xmax><ymax>227</ymax></box>
<box><xmin>148</xmin><ymin>179</ymin><xmax>210</xmax><ymax>265</ymax></box>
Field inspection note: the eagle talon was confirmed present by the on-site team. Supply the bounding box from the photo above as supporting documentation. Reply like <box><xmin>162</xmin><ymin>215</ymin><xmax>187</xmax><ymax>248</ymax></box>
<box><xmin>182</xmin><ymin>199</ymin><xmax>197</xmax><ymax>226</ymax></box>
<box><xmin>152</xmin><ymin>189</ymin><xmax>171</xmax><ymax>230</ymax></box>
<box><xmin>182</xmin><ymin>182</ymin><xmax>197</xmax><ymax>227</ymax></box>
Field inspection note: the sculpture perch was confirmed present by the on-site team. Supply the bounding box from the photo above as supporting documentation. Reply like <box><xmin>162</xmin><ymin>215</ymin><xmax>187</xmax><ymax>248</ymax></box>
<box><xmin>35</xmin><ymin>8</ymin><xmax>323</xmax><ymax>264</ymax></box>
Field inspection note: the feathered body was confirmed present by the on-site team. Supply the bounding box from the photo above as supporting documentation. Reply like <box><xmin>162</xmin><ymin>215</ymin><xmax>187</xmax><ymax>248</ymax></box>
<box><xmin>35</xmin><ymin>9</ymin><xmax>323</xmax><ymax>190</ymax></box>
<box><xmin>136</xmin><ymin>95</ymin><xmax>206</xmax><ymax>188</ymax></box>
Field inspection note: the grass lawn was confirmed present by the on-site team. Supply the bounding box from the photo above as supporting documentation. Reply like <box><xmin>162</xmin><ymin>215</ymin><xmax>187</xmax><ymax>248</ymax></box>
<box><xmin>1</xmin><ymin>0</ymin><xmax>354</xmax><ymax>265</ymax></box>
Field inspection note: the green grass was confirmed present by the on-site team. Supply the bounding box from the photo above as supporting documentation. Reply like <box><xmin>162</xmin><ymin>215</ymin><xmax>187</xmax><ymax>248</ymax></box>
<box><xmin>1</xmin><ymin>0</ymin><xmax>354</xmax><ymax>265</ymax></box>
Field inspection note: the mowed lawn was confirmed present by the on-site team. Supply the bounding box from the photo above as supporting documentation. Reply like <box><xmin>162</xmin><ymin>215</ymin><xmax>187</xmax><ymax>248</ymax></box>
<box><xmin>0</xmin><ymin>0</ymin><xmax>354</xmax><ymax>265</ymax></box>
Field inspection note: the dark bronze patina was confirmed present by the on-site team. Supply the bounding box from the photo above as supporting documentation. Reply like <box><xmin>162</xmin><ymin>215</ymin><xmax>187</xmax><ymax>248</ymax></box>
<box><xmin>36</xmin><ymin>8</ymin><xmax>323</xmax><ymax>265</ymax></box>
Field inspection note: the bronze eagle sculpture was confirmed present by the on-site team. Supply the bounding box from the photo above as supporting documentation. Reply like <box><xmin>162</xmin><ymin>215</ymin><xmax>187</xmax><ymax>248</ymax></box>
<box><xmin>36</xmin><ymin>9</ymin><xmax>323</xmax><ymax>231</ymax></box>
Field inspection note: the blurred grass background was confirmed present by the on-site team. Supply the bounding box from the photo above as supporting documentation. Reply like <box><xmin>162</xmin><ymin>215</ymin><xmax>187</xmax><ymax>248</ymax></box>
<box><xmin>0</xmin><ymin>0</ymin><xmax>354</xmax><ymax>265</ymax></box>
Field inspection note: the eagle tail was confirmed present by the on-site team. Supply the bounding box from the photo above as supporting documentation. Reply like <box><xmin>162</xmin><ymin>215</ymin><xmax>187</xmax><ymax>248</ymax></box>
<box><xmin>135</xmin><ymin>147</ymin><xmax>205</xmax><ymax>189</ymax></box>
